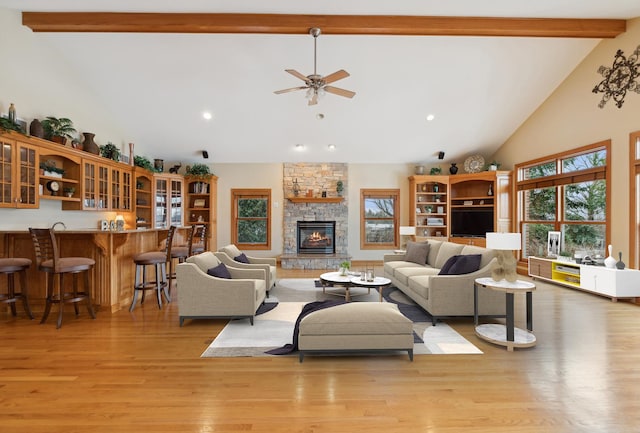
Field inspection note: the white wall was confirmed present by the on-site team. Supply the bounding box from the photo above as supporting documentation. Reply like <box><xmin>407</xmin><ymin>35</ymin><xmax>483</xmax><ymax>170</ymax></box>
<box><xmin>492</xmin><ymin>17</ymin><xmax>640</xmax><ymax>258</ymax></box>
<box><xmin>0</xmin><ymin>7</ymin><xmax>131</xmax><ymax>228</ymax></box>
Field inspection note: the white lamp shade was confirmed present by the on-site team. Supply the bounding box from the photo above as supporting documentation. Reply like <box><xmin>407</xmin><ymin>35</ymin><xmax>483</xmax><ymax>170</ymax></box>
<box><xmin>486</xmin><ymin>232</ymin><xmax>521</xmax><ymax>250</ymax></box>
<box><xmin>399</xmin><ymin>226</ymin><xmax>416</xmax><ymax>236</ymax></box>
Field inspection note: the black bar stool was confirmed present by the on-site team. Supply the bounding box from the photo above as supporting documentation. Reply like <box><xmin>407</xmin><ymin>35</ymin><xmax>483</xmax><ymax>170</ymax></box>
<box><xmin>29</xmin><ymin>228</ymin><xmax>96</xmax><ymax>329</ymax></box>
<box><xmin>0</xmin><ymin>258</ymin><xmax>34</xmax><ymax>319</ymax></box>
<box><xmin>130</xmin><ymin>226</ymin><xmax>175</xmax><ymax>311</ymax></box>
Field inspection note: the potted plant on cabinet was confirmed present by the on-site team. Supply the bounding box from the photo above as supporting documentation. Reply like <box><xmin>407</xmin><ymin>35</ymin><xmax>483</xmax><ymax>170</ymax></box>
<box><xmin>41</xmin><ymin>117</ymin><xmax>77</xmax><ymax>145</ymax></box>
<box><xmin>134</xmin><ymin>155</ymin><xmax>161</xmax><ymax>173</ymax></box>
<box><xmin>39</xmin><ymin>160</ymin><xmax>65</xmax><ymax>178</ymax></box>
<box><xmin>100</xmin><ymin>142</ymin><xmax>121</xmax><ymax>161</ymax></box>
<box><xmin>63</xmin><ymin>187</ymin><xmax>75</xmax><ymax>198</ymax></box>
<box><xmin>185</xmin><ymin>163</ymin><xmax>213</xmax><ymax>179</ymax></box>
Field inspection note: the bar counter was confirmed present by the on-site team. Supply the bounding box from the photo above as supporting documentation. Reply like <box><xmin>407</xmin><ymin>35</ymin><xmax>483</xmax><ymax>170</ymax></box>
<box><xmin>0</xmin><ymin>228</ymin><xmax>185</xmax><ymax>313</ymax></box>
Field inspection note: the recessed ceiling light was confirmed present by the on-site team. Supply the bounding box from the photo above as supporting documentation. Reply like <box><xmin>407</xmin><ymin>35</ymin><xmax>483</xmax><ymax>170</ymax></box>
<box><xmin>295</xmin><ymin>144</ymin><xmax>305</xmax><ymax>151</ymax></box>
<box><xmin>316</xmin><ymin>113</ymin><xmax>325</xmax><ymax>120</ymax></box>
<box><xmin>203</xmin><ymin>111</ymin><xmax>213</xmax><ymax>120</ymax></box>
<box><xmin>328</xmin><ymin>144</ymin><xmax>336</xmax><ymax>151</ymax></box>
<box><xmin>426</xmin><ymin>114</ymin><xmax>435</xmax><ymax>121</ymax></box>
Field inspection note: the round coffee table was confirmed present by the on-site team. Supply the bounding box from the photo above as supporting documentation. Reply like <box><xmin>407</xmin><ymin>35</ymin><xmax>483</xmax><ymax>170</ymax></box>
<box><xmin>350</xmin><ymin>276</ymin><xmax>391</xmax><ymax>302</ymax></box>
<box><xmin>319</xmin><ymin>271</ymin><xmax>389</xmax><ymax>302</ymax></box>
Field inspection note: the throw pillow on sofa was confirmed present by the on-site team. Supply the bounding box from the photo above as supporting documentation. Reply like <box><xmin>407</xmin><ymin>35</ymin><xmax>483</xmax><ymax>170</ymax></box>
<box><xmin>234</xmin><ymin>253</ymin><xmax>249</xmax><ymax>263</ymax></box>
<box><xmin>404</xmin><ymin>241</ymin><xmax>430</xmax><ymax>265</ymax></box>
<box><xmin>438</xmin><ymin>254</ymin><xmax>482</xmax><ymax>275</ymax></box>
<box><xmin>207</xmin><ymin>263</ymin><xmax>232</xmax><ymax>279</ymax></box>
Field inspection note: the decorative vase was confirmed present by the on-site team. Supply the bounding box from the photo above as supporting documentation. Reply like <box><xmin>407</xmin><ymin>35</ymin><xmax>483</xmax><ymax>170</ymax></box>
<box><xmin>292</xmin><ymin>178</ymin><xmax>300</xmax><ymax>197</ymax></box>
<box><xmin>154</xmin><ymin>159</ymin><xmax>164</xmax><ymax>172</ymax></box>
<box><xmin>487</xmin><ymin>183</ymin><xmax>494</xmax><ymax>196</ymax></box>
<box><xmin>604</xmin><ymin>245</ymin><xmax>617</xmax><ymax>268</ymax></box>
<box><xmin>616</xmin><ymin>252</ymin><xmax>626</xmax><ymax>270</ymax></box>
<box><xmin>449</xmin><ymin>163</ymin><xmax>458</xmax><ymax>175</ymax></box>
<box><xmin>29</xmin><ymin>119</ymin><xmax>44</xmax><ymax>138</ymax></box>
<box><xmin>82</xmin><ymin>132</ymin><xmax>99</xmax><ymax>154</ymax></box>
<box><xmin>415</xmin><ymin>165</ymin><xmax>425</xmax><ymax>175</ymax></box>
<box><xmin>129</xmin><ymin>142</ymin><xmax>135</xmax><ymax>166</ymax></box>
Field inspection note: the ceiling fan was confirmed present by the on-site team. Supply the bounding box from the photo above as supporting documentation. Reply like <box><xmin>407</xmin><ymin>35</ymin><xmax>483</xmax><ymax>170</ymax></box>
<box><xmin>274</xmin><ymin>27</ymin><xmax>355</xmax><ymax>106</ymax></box>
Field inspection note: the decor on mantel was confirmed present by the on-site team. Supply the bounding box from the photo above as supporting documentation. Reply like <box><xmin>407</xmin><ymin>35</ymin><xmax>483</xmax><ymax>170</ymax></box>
<box><xmin>592</xmin><ymin>45</ymin><xmax>640</xmax><ymax>109</ymax></box>
<box><xmin>292</xmin><ymin>178</ymin><xmax>301</xmax><ymax>196</ymax></box>
<box><xmin>449</xmin><ymin>163</ymin><xmax>458</xmax><ymax>175</ymax></box>
<box><xmin>336</xmin><ymin>180</ymin><xmax>344</xmax><ymax>196</ymax></box>
<box><xmin>81</xmin><ymin>132</ymin><xmax>99</xmax><ymax>154</ymax></box>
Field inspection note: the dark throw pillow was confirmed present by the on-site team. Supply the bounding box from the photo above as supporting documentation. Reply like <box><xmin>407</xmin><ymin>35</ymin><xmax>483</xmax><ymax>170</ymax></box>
<box><xmin>404</xmin><ymin>241</ymin><xmax>430</xmax><ymax>265</ymax></box>
<box><xmin>207</xmin><ymin>263</ymin><xmax>232</xmax><ymax>279</ymax></box>
<box><xmin>234</xmin><ymin>253</ymin><xmax>249</xmax><ymax>264</ymax></box>
<box><xmin>438</xmin><ymin>254</ymin><xmax>482</xmax><ymax>275</ymax></box>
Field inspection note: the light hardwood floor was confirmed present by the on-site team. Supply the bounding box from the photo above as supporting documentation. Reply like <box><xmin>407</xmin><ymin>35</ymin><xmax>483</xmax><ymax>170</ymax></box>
<box><xmin>1</xmin><ymin>266</ymin><xmax>640</xmax><ymax>433</ymax></box>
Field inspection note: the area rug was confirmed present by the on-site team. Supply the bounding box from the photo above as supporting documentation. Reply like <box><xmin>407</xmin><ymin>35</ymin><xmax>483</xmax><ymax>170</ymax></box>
<box><xmin>201</xmin><ymin>278</ymin><xmax>482</xmax><ymax>358</ymax></box>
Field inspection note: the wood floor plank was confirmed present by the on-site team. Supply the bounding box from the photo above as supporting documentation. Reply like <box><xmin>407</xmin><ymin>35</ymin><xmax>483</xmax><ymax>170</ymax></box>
<box><xmin>1</xmin><ymin>265</ymin><xmax>640</xmax><ymax>432</ymax></box>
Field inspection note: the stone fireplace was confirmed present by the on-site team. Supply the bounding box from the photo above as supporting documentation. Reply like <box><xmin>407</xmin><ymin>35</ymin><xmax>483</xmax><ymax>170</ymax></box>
<box><xmin>297</xmin><ymin>221</ymin><xmax>336</xmax><ymax>254</ymax></box>
<box><xmin>282</xmin><ymin>163</ymin><xmax>349</xmax><ymax>269</ymax></box>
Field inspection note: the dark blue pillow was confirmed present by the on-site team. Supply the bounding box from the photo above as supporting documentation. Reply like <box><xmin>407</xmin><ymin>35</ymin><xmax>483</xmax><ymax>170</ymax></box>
<box><xmin>207</xmin><ymin>263</ymin><xmax>232</xmax><ymax>279</ymax></box>
<box><xmin>438</xmin><ymin>254</ymin><xmax>482</xmax><ymax>275</ymax></box>
<box><xmin>234</xmin><ymin>253</ymin><xmax>249</xmax><ymax>264</ymax></box>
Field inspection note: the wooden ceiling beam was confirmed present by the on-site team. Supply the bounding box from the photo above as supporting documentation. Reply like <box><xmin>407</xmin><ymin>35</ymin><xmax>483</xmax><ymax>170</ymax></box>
<box><xmin>22</xmin><ymin>12</ymin><xmax>626</xmax><ymax>38</ymax></box>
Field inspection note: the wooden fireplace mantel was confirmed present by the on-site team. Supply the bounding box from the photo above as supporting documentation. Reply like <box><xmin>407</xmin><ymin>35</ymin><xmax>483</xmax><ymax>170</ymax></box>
<box><xmin>287</xmin><ymin>197</ymin><xmax>344</xmax><ymax>204</ymax></box>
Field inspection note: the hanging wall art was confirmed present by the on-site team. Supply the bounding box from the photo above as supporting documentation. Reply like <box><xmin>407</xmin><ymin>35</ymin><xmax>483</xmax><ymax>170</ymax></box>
<box><xmin>592</xmin><ymin>44</ymin><xmax>640</xmax><ymax>108</ymax></box>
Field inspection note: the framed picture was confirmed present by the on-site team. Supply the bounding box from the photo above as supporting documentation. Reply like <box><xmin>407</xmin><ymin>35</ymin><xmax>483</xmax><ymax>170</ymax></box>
<box><xmin>193</xmin><ymin>199</ymin><xmax>206</xmax><ymax>208</ymax></box>
<box><xmin>547</xmin><ymin>231</ymin><xmax>562</xmax><ymax>257</ymax></box>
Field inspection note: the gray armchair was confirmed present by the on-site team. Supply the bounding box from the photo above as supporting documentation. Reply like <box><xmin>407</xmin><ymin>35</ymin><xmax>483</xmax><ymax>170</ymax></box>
<box><xmin>176</xmin><ymin>252</ymin><xmax>267</xmax><ymax>326</ymax></box>
<box><xmin>215</xmin><ymin>244</ymin><xmax>277</xmax><ymax>293</ymax></box>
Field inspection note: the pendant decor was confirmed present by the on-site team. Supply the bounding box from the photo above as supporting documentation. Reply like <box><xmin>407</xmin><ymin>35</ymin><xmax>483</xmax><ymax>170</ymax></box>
<box><xmin>592</xmin><ymin>45</ymin><xmax>640</xmax><ymax>109</ymax></box>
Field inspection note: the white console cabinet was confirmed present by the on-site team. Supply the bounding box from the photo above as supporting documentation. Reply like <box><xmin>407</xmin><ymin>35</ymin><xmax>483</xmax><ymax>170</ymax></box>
<box><xmin>528</xmin><ymin>257</ymin><xmax>640</xmax><ymax>301</ymax></box>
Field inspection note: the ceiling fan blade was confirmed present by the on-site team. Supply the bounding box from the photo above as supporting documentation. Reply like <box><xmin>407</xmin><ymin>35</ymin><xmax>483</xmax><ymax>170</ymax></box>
<box><xmin>285</xmin><ymin>69</ymin><xmax>309</xmax><ymax>82</ymax></box>
<box><xmin>308</xmin><ymin>93</ymin><xmax>318</xmax><ymax>106</ymax></box>
<box><xmin>323</xmin><ymin>69</ymin><xmax>350</xmax><ymax>84</ymax></box>
<box><xmin>274</xmin><ymin>86</ymin><xmax>308</xmax><ymax>94</ymax></box>
<box><xmin>324</xmin><ymin>86</ymin><xmax>356</xmax><ymax>98</ymax></box>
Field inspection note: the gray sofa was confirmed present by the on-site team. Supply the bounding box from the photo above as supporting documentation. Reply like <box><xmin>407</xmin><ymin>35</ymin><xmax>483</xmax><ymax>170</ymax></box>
<box><xmin>383</xmin><ymin>240</ymin><xmax>506</xmax><ymax>324</ymax></box>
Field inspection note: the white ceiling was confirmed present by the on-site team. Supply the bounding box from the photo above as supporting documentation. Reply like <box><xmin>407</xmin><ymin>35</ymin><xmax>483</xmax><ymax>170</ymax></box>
<box><xmin>2</xmin><ymin>0</ymin><xmax>640</xmax><ymax>166</ymax></box>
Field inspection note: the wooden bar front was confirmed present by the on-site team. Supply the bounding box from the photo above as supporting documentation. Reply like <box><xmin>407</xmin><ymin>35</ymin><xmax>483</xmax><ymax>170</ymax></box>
<box><xmin>0</xmin><ymin>228</ymin><xmax>182</xmax><ymax>313</ymax></box>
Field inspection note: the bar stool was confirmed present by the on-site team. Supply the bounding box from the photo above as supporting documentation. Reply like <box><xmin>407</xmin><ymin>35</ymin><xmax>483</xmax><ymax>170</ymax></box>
<box><xmin>130</xmin><ymin>225</ymin><xmax>175</xmax><ymax>311</ymax></box>
<box><xmin>189</xmin><ymin>224</ymin><xmax>207</xmax><ymax>256</ymax></box>
<box><xmin>0</xmin><ymin>258</ymin><xmax>34</xmax><ymax>319</ymax></box>
<box><xmin>168</xmin><ymin>226</ymin><xmax>192</xmax><ymax>293</ymax></box>
<box><xmin>29</xmin><ymin>228</ymin><xmax>96</xmax><ymax>329</ymax></box>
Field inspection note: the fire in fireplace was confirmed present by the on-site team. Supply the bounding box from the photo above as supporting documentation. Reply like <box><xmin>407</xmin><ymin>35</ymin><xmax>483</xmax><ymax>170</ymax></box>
<box><xmin>297</xmin><ymin>221</ymin><xmax>336</xmax><ymax>254</ymax></box>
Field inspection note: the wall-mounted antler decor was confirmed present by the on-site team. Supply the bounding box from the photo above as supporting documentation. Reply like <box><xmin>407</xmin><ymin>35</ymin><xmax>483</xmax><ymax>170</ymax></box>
<box><xmin>592</xmin><ymin>45</ymin><xmax>640</xmax><ymax>108</ymax></box>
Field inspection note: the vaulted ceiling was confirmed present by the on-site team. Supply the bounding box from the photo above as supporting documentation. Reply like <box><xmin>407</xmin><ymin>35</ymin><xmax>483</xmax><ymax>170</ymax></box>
<box><xmin>1</xmin><ymin>0</ymin><xmax>639</xmax><ymax>166</ymax></box>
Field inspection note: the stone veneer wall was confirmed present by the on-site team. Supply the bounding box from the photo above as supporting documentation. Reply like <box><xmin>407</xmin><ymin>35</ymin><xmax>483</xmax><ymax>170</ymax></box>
<box><xmin>282</xmin><ymin>163</ymin><xmax>348</xmax><ymax>269</ymax></box>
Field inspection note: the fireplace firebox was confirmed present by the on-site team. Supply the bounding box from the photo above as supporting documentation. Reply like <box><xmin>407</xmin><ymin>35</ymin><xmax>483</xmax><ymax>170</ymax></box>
<box><xmin>297</xmin><ymin>221</ymin><xmax>336</xmax><ymax>254</ymax></box>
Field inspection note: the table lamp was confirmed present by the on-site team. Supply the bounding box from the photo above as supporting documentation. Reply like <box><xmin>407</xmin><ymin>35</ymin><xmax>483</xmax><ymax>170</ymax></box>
<box><xmin>399</xmin><ymin>226</ymin><xmax>416</xmax><ymax>250</ymax></box>
<box><xmin>486</xmin><ymin>232</ymin><xmax>521</xmax><ymax>282</ymax></box>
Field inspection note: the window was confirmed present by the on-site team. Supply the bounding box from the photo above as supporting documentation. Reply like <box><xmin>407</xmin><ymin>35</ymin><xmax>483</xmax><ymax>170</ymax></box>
<box><xmin>516</xmin><ymin>142</ymin><xmax>610</xmax><ymax>260</ymax></box>
<box><xmin>231</xmin><ymin>189</ymin><xmax>271</xmax><ymax>250</ymax></box>
<box><xmin>360</xmin><ymin>189</ymin><xmax>399</xmax><ymax>249</ymax></box>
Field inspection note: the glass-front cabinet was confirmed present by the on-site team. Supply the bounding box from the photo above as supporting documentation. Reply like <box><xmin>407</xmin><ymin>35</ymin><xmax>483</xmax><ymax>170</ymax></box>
<box><xmin>154</xmin><ymin>173</ymin><xmax>183</xmax><ymax>229</ymax></box>
<box><xmin>0</xmin><ymin>136</ymin><xmax>39</xmax><ymax>209</ymax></box>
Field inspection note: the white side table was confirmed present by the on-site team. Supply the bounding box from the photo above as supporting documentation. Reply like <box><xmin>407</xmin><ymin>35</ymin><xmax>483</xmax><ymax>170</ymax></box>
<box><xmin>474</xmin><ymin>277</ymin><xmax>536</xmax><ymax>351</ymax></box>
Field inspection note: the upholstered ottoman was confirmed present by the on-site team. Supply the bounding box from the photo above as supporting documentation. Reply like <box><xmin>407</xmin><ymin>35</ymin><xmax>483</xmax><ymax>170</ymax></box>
<box><xmin>298</xmin><ymin>302</ymin><xmax>414</xmax><ymax>362</ymax></box>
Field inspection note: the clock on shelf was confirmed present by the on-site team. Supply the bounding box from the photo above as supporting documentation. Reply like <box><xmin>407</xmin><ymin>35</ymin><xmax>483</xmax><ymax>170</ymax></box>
<box><xmin>46</xmin><ymin>180</ymin><xmax>60</xmax><ymax>196</ymax></box>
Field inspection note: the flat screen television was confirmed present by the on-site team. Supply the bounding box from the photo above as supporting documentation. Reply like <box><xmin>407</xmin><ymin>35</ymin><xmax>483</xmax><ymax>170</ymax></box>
<box><xmin>450</xmin><ymin>209</ymin><xmax>494</xmax><ymax>238</ymax></box>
